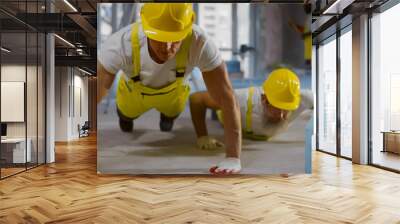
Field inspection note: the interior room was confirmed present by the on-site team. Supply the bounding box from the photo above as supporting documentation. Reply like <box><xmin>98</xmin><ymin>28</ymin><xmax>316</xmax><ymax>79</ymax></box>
<box><xmin>0</xmin><ymin>0</ymin><xmax>399</xmax><ymax>223</ymax></box>
<box><xmin>370</xmin><ymin>3</ymin><xmax>400</xmax><ymax>171</ymax></box>
<box><xmin>0</xmin><ymin>7</ymin><xmax>46</xmax><ymax>178</ymax></box>
<box><xmin>97</xmin><ymin>3</ymin><xmax>312</xmax><ymax>174</ymax></box>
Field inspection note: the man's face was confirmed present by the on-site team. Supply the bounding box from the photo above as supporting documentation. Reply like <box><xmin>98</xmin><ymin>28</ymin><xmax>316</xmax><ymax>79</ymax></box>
<box><xmin>261</xmin><ymin>94</ymin><xmax>289</xmax><ymax>123</ymax></box>
<box><xmin>148</xmin><ymin>38</ymin><xmax>182</xmax><ymax>63</ymax></box>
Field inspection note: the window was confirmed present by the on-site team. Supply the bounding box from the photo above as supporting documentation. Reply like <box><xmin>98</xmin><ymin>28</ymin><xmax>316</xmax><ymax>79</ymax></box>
<box><xmin>370</xmin><ymin>3</ymin><xmax>400</xmax><ymax>171</ymax></box>
<box><xmin>0</xmin><ymin>1</ymin><xmax>47</xmax><ymax>179</ymax></box>
<box><xmin>339</xmin><ymin>29</ymin><xmax>352</xmax><ymax>158</ymax></box>
<box><xmin>197</xmin><ymin>3</ymin><xmax>251</xmax><ymax>78</ymax></box>
<box><xmin>198</xmin><ymin>3</ymin><xmax>232</xmax><ymax>61</ymax></box>
<box><xmin>316</xmin><ymin>26</ymin><xmax>353</xmax><ymax>159</ymax></box>
<box><xmin>317</xmin><ymin>37</ymin><xmax>337</xmax><ymax>154</ymax></box>
<box><xmin>237</xmin><ymin>3</ymin><xmax>251</xmax><ymax>78</ymax></box>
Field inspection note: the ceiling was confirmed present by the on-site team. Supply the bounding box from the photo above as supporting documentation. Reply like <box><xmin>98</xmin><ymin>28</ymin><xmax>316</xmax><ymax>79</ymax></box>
<box><xmin>0</xmin><ymin>0</ymin><xmax>99</xmax><ymax>73</ymax></box>
<box><xmin>311</xmin><ymin>0</ymin><xmax>390</xmax><ymax>42</ymax></box>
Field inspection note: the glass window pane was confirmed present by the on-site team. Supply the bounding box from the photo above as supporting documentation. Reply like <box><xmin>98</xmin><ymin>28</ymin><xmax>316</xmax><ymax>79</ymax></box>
<box><xmin>198</xmin><ymin>3</ymin><xmax>232</xmax><ymax>61</ymax></box>
<box><xmin>371</xmin><ymin>4</ymin><xmax>400</xmax><ymax>171</ymax></box>
<box><xmin>1</xmin><ymin>31</ymin><xmax>27</xmax><ymax>177</ymax></box>
<box><xmin>237</xmin><ymin>3</ymin><xmax>251</xmax><ymax>78</ymax></box>
<box><xmin>318</xmin><ymin>37</ymin><xmax>337</xmax><ymax>154</ymax></box>
<box><xmin>340</xmin><ymin>30</ymin><xmax>352</xmax><ymax>158</ymax></box>
<box><xmin>1</xmin><ymin>0</ymin><xmax>46</xmax><ymax>179</ymax></box>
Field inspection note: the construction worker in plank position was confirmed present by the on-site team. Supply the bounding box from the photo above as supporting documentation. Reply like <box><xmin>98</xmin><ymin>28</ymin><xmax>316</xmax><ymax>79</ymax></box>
<box><xmin>190</xmin><ymin>68</ymin><xmax>314</xmax><ymax>149</ymax></box>
<box><xmin>97</xmin><ymin>3</ymin><xmax>242</xmax><ymax>174</ymax></box>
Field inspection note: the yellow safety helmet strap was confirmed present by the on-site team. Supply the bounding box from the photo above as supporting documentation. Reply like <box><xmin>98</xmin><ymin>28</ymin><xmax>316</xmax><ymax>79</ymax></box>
<box><xmin>245</xmin><ymin>86</ymin><xmax>254</xmax><ymax>133</ymax></box>
<box><xmin>131</xmin><ymin>22</ymin><xmax>141</xmax><ymax>81</ymax></box>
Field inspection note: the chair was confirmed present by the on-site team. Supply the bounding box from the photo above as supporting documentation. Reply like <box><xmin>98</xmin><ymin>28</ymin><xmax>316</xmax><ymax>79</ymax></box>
<box><xmin>78</xmin><ymin>121</ymin><xmax>90</xmax><ymax>138</ymax></box>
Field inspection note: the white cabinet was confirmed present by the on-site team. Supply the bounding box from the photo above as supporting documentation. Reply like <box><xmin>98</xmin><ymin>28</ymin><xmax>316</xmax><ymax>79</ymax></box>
<box><xmin>1</xmin><ymin>138</ymin><xmax>32</xmax><ymax>163</ymax></box>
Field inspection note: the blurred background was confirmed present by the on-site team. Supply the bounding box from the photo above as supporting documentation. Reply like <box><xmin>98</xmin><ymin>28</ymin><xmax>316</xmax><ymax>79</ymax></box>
<box><xmin>98</xmin><ymin>3</ymin><xmax>311</xmax><ymax>114</ymax></box>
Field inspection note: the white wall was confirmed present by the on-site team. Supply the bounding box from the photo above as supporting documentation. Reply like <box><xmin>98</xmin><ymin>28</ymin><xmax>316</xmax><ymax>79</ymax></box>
<box><xmin>1</xmin><ymin>65</ymin><xmax>26</xmax><ymax>140</ymax></box>
<box><xmin>1</xmin><ymin>65</ymin><xmax>39</xmax><ymax>138</ymax></box>
<box><xmin>71</xmin><ymin>73</ymin><xmax>89</xmax><ymax>138</ymax></box>
<box><xmin>74</xmin><ymin>74</ymin><xmax>89</xmax><ymax>122</ymax></box>
<box><xmin>55</xmin><ymin>67</ymin><xmax>69</xmax><ymax>141</ymax></box>
<box><xmin>1</xmin><ymin>64</ymin><xmax>46</xmax><ymax>164</ymax></box>
<box><xmin>1</xmin><ymin>65</ymin><xmax>26</xmax><ymax>81</ymax></box>
<box><xmin>55</xmin><ymin>67</ymin><xmax>89</xmax><ymax>141</ymax></box>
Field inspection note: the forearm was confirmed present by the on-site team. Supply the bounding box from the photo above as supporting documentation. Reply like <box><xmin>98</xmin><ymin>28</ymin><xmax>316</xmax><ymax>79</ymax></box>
<box><xmin>219</xmin><ymin>93</ymin><xmax>241</xmax><ymax>158</ymax></box>
<box><xmin>206</xmin><ymin>80</ymin><xmax>242</xmax><ymax>158</ymax></box>
<box><xmin>189</xmin><ymin>93</ymin><xmax>209</xmax><ymax>138</ymax></box>
<box><xmin>97</xmin><ymin>62</ymin><xmax>115</xmax><ymax>104</ymax></box>
<box><xmin>202</xmin><ymin>63</ymin><xmax>242</xmax><ymax>159</ymax></box>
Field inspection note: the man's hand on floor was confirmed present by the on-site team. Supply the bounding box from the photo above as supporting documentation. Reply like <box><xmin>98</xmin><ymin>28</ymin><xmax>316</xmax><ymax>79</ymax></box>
<box><xmin>209</xmin><ymin>157</ymin><xmax>241</xmax><ymax>175</ymax></box>
<box><xmin>197</xmin><ymin>136</ymin><xmax>224</xmax><ymax>150</ymax></box>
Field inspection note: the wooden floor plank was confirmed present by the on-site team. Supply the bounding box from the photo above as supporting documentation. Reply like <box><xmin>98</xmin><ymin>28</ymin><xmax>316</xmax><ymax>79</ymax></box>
<box><xmin>0</xmin><ymin>135</ymin><xmax>399</xmax><ymax>223</ymax></box>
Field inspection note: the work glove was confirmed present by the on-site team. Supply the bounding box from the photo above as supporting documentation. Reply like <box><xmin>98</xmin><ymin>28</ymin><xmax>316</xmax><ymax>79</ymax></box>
<box><xmin>210</xmin><ymin>157</ymin><xmax>242</xmax><ymax>174</ymax></box>
<box><xmin>197</xmin><ymin>136</ymin><xmax>224</xmax><ymax>151</ymax></box>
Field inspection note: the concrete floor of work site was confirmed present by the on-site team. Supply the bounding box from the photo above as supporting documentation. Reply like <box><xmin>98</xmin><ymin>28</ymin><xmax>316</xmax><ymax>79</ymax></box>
<box><xmin>97</xmin><ymin>99</ymin><xmax>310</xmax><ymax>174</ymax></box>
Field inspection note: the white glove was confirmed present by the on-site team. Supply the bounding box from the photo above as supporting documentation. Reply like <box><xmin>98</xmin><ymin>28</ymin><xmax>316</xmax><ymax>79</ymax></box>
<box><xmin>210</xmin><ymin>157</ymin><xmax>241</xmax><ymax>174</ymax></box>
<box><xmin>197</xmin><ymin>136</ymin><xmax>224</xmax><ymax>151</ymax></box>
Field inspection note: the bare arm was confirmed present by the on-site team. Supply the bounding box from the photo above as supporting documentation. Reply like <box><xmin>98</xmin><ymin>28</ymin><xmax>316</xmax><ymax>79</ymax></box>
<box><xmin>202</xmin><ymin>63</ymin><xmax>242</xmax><ymax>158</ymax></box>
<box><xmin>189</xmin><ymin>91</ymin><xmax>220</xmax><ymax>138</ymax></box>
<box><xmin>97</xmin><ymin>61</ymin><xmax>116</xmax><ymax>103</ymax></box>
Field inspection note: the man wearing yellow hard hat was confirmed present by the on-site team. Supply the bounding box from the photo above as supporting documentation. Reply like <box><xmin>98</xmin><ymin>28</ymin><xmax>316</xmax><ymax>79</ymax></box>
<box><xmin>190</xmin><ymin>68</ymin><xmax>313</xmax><ymax>149</ymax></box>
<box><xmin>97</xmin><ymin>3</ymin><xmax>242</xmax><ymax>174</ymax></box>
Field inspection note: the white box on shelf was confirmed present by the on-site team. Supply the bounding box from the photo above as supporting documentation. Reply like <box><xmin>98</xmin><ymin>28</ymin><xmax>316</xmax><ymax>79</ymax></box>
<box><xmin>12</xmin><ymin>139</ymin><xmax>31</xmax><ymax>163</ymax></box>
<box><xmin>1</xmin><ymin>138</ymin><xmax>32</xmax><ymax>163</ymax></box>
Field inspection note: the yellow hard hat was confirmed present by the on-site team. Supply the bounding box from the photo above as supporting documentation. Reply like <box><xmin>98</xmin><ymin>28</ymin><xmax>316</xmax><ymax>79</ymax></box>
<box><xmin>140</xmin><ymin>3</ymin><xmax>195</xmax><ymax>43</ymax></box>
<box><xmin>262</xmin><ymin>68</ymin><xmax>301</xmax><ymax>111</ymax></box>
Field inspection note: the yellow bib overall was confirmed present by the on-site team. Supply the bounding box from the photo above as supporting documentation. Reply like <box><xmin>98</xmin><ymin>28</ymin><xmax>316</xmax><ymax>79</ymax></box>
<box><xmin>216</xmin><ymin>87</ymin><xmax>270</xmax><ymax>141</ymax></box>
<box><xmin>116</xmin><ymin>23</ymin><xmax>191</xmax><ymax>119</ymax></box>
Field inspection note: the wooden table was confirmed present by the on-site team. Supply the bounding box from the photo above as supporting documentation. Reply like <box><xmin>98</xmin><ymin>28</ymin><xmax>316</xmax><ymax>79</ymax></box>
<box><xmin>381</xmin><ymin>131</ymin><xmax>400</xmax><ymax>154</ymax></box>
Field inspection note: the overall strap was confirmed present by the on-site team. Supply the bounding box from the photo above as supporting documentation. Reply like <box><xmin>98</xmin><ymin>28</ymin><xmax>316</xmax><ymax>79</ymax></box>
<box><xmin>245</xmin><ymin>86</ymin><xmax>255</xmax><ymax>133</ymax></box>
<box><xmin>131</xmin><ymin>23</ymin><xmax>192</xmax><ymax>82</ymax></box>
<box><xmin>131</xmin><ymin>22</ymin><xmax>141</xmax><ymax>82</ymax></box>
<box><xmin>175</xmin><ymin>31</ymin><xmax>192</xmax><ymax>78</ymax></box>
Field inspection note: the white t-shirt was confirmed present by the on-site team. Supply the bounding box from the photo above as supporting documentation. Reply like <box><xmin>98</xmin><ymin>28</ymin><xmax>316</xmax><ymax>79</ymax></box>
<box><xmin>234</xmin><ymin>87</ymin><xmax>314</xmax><ymax>137</ymax></box>
<box><xmin>98</xmin><ymin>23</ymin><xmax>223</xmax><ymax>89</ymax></box>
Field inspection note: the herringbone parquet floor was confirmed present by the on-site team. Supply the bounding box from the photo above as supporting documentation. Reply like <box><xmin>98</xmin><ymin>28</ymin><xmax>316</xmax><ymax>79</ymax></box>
<box><xmin>1</xmin><ymin>135</ymin><xmax>400</xmax><ymax>224</ymax></box>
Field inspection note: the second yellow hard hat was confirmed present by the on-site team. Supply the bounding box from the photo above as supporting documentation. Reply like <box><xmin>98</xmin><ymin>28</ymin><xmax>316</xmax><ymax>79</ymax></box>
<box><xmin>262</xmin><ymin>68</ymin><xmax>301</xmax><ymax>111</ymax></box>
